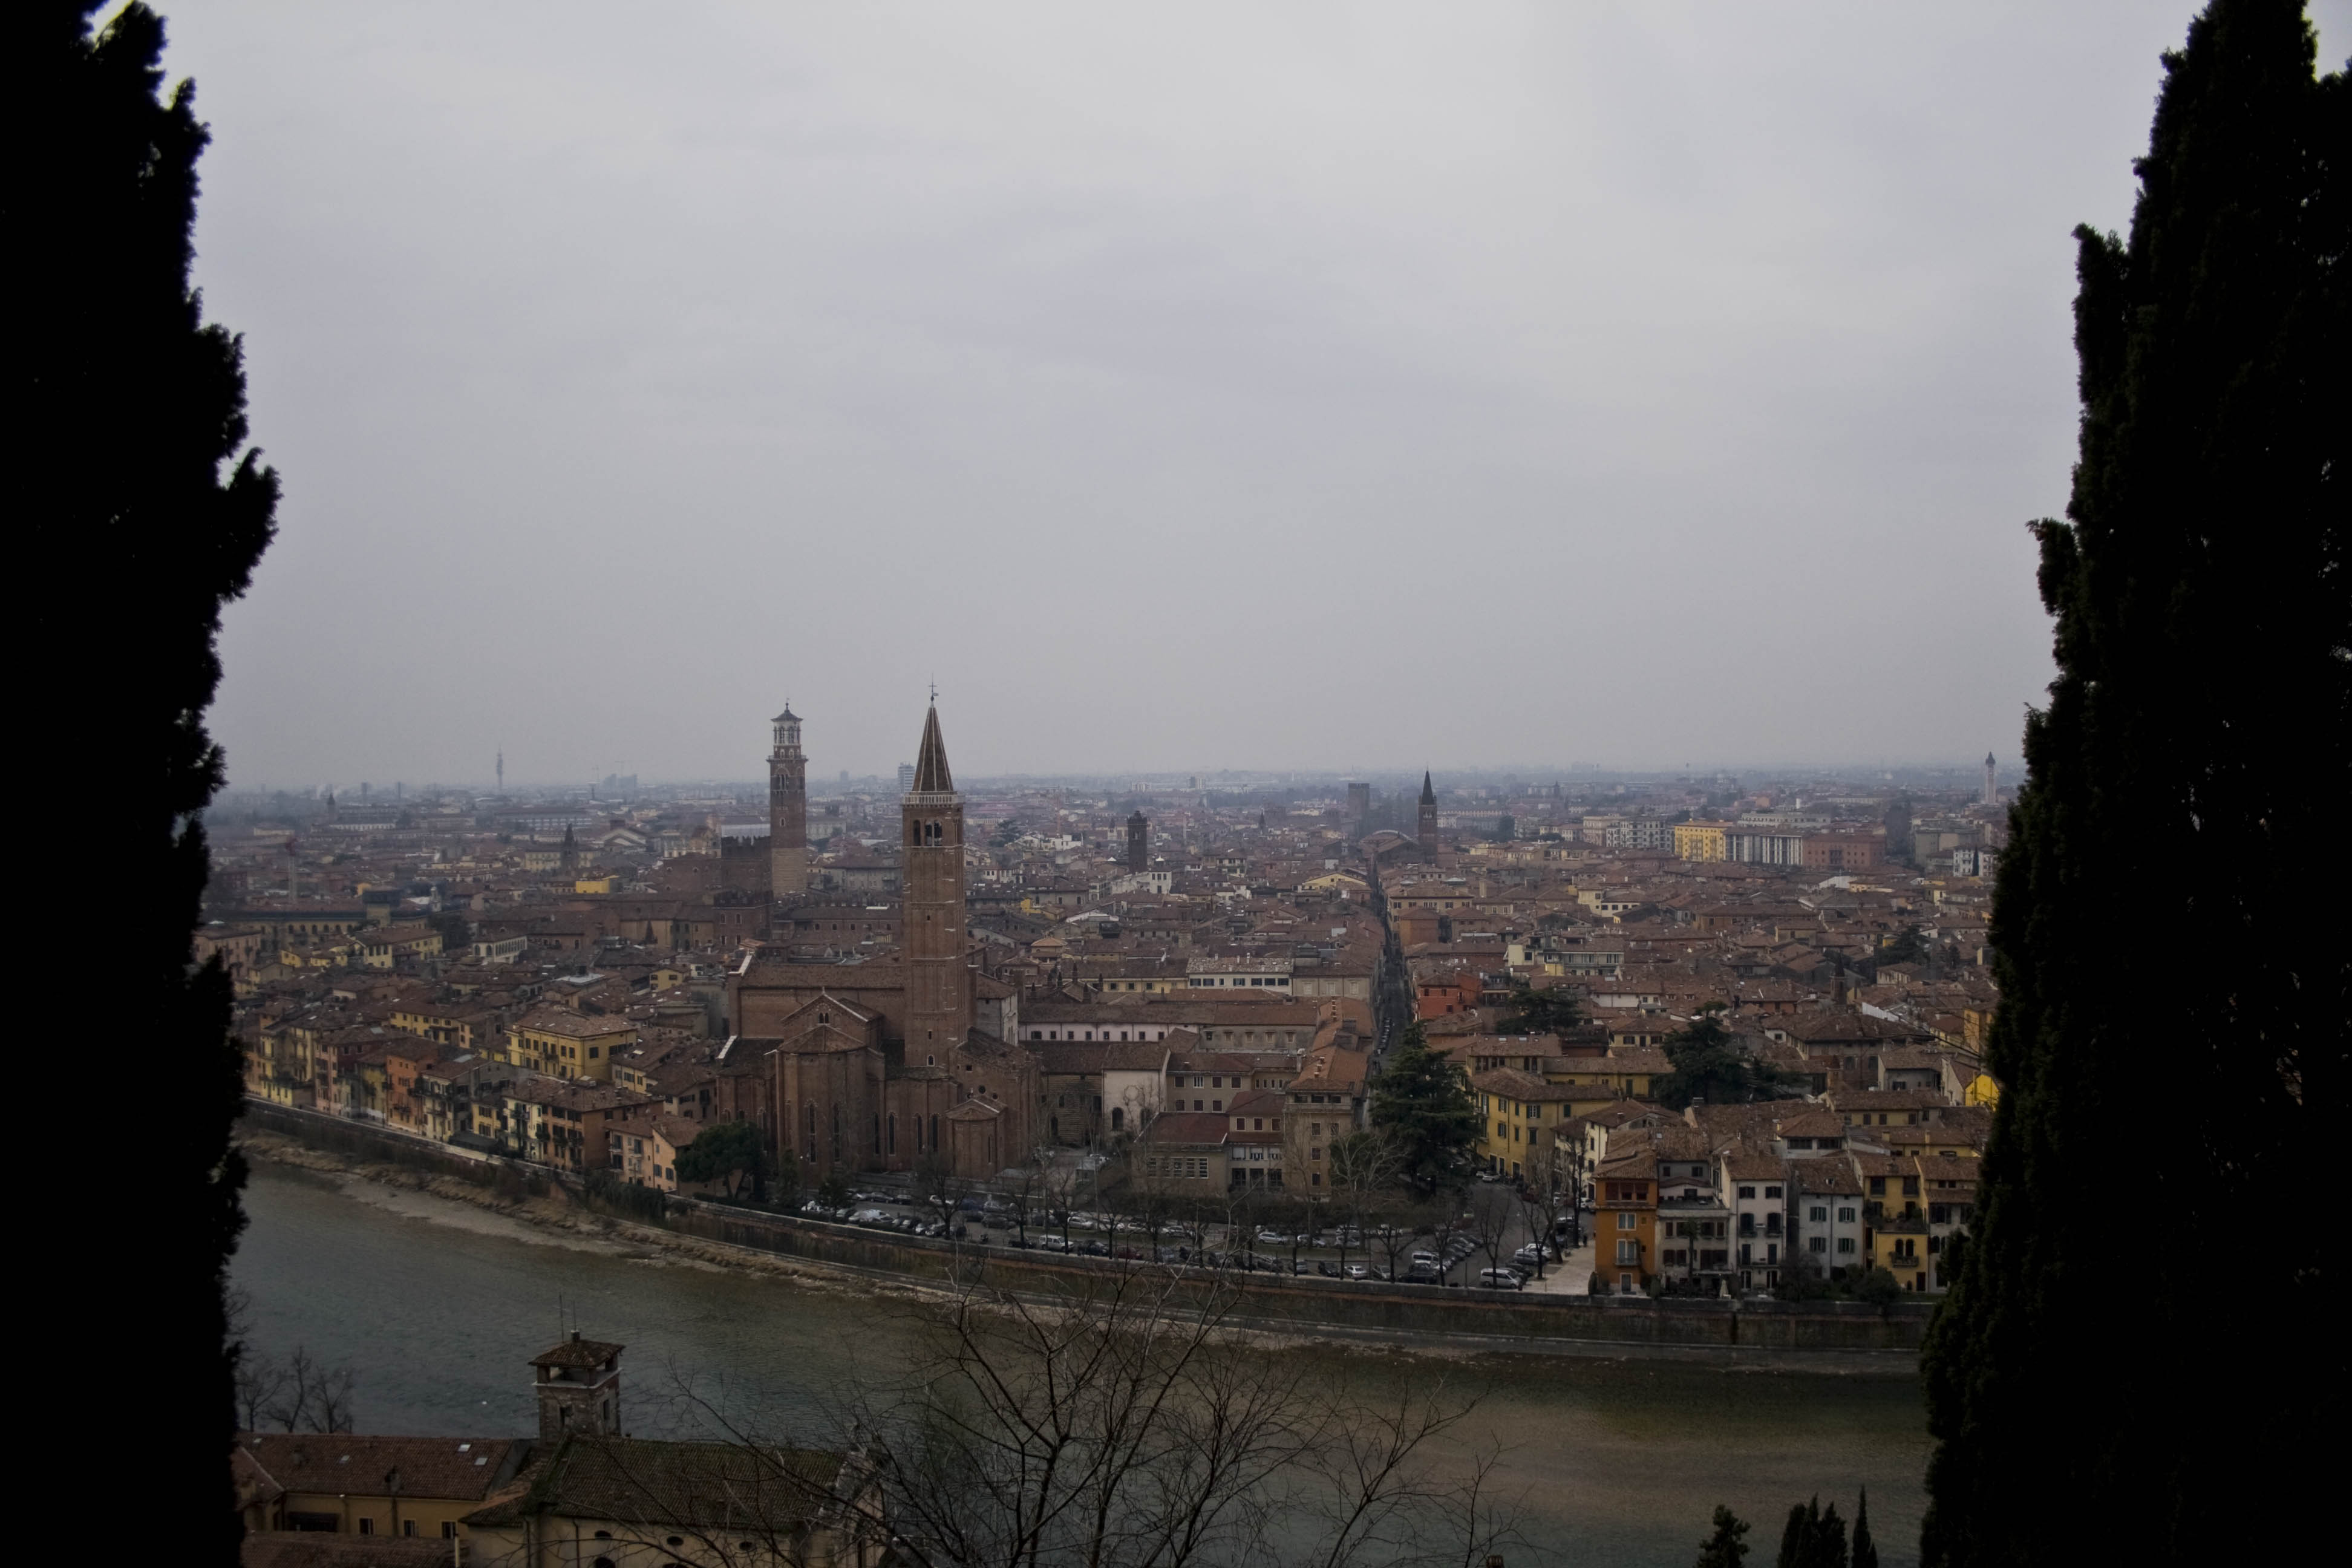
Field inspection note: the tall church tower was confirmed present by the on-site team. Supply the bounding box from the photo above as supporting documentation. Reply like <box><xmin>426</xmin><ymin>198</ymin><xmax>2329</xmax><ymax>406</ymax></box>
<box><xmin>1982</xmin><ymin>751</ymin><xmax>1998</xmax><ymax>807</ymax></box>
<box><xmin>901</xmin><ymin>704</ymin><xmax>969</xmax><ymax>1053</ymax></box>
<box><xmin>1126</xmin><ymin>809</ymin><xmax>1149</xmax><ymax>874</ymax></box>
<box><xmin>769</xmin><ymin>706</ymin><xmax>809</xmax><ymax>901</ymax></box>
<box><xmin>1417</xmin><ymin>771</ymin><xmax>1439</xmax><ymax>858</ymax></box>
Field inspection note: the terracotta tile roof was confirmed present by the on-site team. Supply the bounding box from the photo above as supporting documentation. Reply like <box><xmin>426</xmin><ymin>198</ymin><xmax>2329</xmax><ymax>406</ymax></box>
<box><xmin>239</xmin><ymin>1432</ymin><xmax>526</xmax><ymax>1501</ymax></box>
<box><xmin>463</xmin><ymin>1435</ymin><xmax>843</xmax><ymax>1531</ymax></box>
<box><xmin>529</xmin><ymin>1335</ymin><xmax>624</xmax><ymax>1371</ymax></box>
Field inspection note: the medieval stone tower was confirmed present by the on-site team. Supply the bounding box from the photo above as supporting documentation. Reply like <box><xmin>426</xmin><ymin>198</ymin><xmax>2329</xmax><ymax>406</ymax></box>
<box><xmin>1126</xmin><ymin>809</ymin><xmax>1149</xmax><ymax>874</ymax></box>
<box><xmin>1982</xmin><ymin>751</ymin><xmax>1997</xmax><ymax>807</ymax></box>
<box><xmin>1417</xmin><ymin>771</ymin><xmax>1439</xmax><ymax>857</ymax></box>
<box><xmin>531</xmin><ymin>1331</ymin><xmax>622</xmax><ymax>1442</ymax></box>
<box><xmin>902</xmin><ymin>704</ymin><xmax>968</xmax><ymax>1053</ymax></box>
<box><xmin>769</xmin><ymin>705</ymin><xmax>808</xmax><ymax>900</ymax></box>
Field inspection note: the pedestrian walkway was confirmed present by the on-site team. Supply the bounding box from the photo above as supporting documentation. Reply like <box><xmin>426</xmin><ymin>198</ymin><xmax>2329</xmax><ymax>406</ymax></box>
<box><xmin>1523</xmin><ymin>1238</ymin><xmax>1594</xmax><ymax>1295</ymax></box>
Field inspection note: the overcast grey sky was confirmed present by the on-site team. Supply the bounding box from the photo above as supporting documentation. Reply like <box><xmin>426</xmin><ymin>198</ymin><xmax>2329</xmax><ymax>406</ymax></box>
<box><xmin>162</xmin><ymin>2</ymin><xmax>2348</xmax><ymax>788</ymax></box>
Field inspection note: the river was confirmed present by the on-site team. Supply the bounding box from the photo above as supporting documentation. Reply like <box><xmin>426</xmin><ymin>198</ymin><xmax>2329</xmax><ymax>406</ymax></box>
<box><xmin>234</xmin><ymin>1162</ymin><xmax>1931</xmax><ymax>1566</ymax></box>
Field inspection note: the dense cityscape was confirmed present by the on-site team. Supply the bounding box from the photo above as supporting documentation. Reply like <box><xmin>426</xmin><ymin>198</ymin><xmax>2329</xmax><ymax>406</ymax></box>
<box><xmin>218</xmin><ymin>696</ymin><xmax>2010</xmax><ymax>1269</ymax></box>
<box><xmin>38</xmin><ymin>0</ymin><xmax>2328</xmax><ymax>1561</ymax></box>
<box><xmin>220</xmin><ymin>701</ymin><xmax>2004</xmax><ymax>1555</ymax></box>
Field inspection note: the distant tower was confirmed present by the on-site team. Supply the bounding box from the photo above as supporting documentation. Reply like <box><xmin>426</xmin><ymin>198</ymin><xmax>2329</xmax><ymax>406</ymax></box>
<box><xmin>1982</xmin><ymin>752</ymin><xmax>1997</xmax><ymax>806</ymax></box>
<box><xmin>1417</xmin><ymin>771</ymin><xmax>1440</xmax><ymax>858</ymax></box>
<box><xmin>531</xmin><ymin>1331</ymin><xmax>622</xmax><ymax>1442</ymax></box>
<box><xmin>560</xmin><ymin>823</ymin><xmax>579</xmax><ymax>874</ymax></box>
<box><xmin>769</xmin><ymin>705</ymin><xmax>809</xmax><ymax>901</ymax></box>
<box><xmin>902</xmin><ymin>704</ymin><xmax>969</xmax><ymax>1053</ymax></box>
<box><xmin>898</xmin><ymin>762</ymin><xmax>917</xmax><ymax>796</ymax></box>
<box><xmin>496</xmin><ymin>748</ymin><xmax>503</xmax><ymax>795</ymax></box>
<box><xmin>1127</xmin><ymin>809</ymin><xmax>1149</xmax><ymax>874</ymax></box>
<box><xmin>1347</xmin><ymin>781</ymin><xmax>1370</xmax><ymax>826</ymax></box>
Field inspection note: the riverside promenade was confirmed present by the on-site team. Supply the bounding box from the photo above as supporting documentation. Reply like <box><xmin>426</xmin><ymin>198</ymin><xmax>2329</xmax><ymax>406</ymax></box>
<box><xmin>244</xmin><ymin>1100</ymin><xmax>1930</xmax><ymax>1371</ymax></box>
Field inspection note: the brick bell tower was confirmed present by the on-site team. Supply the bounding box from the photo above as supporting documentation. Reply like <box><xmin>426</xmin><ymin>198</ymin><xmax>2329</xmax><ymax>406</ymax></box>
<box><xmin>1126</xmin><ymin>809</ymin><xmax>1149</xmax><ymax>874</ymax></box>
<box><xmin>1417</xmin><ymin>771</ymin><xmax>1439</xmax><ymax>860</ymax></box>
<box><xmin>769</xmin><ymin>705</ymin><xmax>808</xmax><ymax>901</ymax></box>
<box><xmin>901</xmin><ymin>701</ymin><xmax>969</xmax><ymax>1053</ymax></box>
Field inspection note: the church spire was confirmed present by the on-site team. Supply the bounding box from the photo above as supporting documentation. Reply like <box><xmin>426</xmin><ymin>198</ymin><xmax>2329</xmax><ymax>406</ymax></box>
<box><xmin>910</xmin><ymin>704</ymin><xmax>955</xmax><ymax>795</ymax></box>
<box><xmin>1419</xmin><ymin>770</ymin><xmax>1436</xmax><ymax>805</ymax></box>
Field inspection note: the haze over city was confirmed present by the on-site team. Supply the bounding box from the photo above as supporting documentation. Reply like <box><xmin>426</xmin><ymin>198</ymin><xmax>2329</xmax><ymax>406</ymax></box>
<box><xmin>159</xmin><ymin>1</ymin><xmax>2346</xmax><ymax>787</ymax></box>
<box><xmin>39</xmin><ymin>2</ymin><xmax>2342</xmax><ymax>1563</ymax></box>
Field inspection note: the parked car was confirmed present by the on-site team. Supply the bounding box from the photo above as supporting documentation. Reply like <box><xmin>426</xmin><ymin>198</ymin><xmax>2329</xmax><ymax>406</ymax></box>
<box><xmin>1256</xmin><ymin>1229</ymin><xmax>1292</xmax><ymax>1244</ymax></box>
<box><xmin>1344</xmin><ymin>1263</ymin><xmax>1376</xmax><ymax>1281</ymax></box>
<box><xmin>1478</xmin><ymin>1267</ymin><xmax>1527</xmax><ymax>1290</ymax></box>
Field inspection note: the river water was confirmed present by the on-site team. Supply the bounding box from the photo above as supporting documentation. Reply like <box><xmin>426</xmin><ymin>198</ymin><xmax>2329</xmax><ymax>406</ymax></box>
<box><xmin>234</xmin><ymin>1163</ymin><xmax>1930</xmax><ymax>1566</ymax></box>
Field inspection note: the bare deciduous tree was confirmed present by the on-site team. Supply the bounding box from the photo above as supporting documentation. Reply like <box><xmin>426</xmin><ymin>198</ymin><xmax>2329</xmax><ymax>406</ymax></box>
<box><xmin>1464</xmin><ymin>1184</ymin><xmax>1517</xmax><ymax>1284</ymax></box>
<box><xmin>237</xmin><ymin>1344</ymin><xmax>361</xmax><ymax>1433</ymax></box>
<box><xmin>1515</xmin><ymin>1137</ymin><xmax>1579</xmax><ymax>1278</ymax></box>
<box><xmin>677</xmin><ymin>1265</ymin><xmax>1520</xmax><ymax>1568</ymax></box>
<box><xmin>1329</xmin><ymin>1131</ymin><xmax>1403</xmax><ymax>1278</ymax></box>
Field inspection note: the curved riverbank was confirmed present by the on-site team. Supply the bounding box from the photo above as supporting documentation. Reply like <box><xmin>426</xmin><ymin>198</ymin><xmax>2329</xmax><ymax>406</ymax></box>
<box><xmin>234</xmin><ymin>1159</ymin><xmax>1931</xmax><ymax>1567</ymax></box>
<box><xmin>240</xmin><ymin>1103</ymin><xmax>1929</xmax><ymax>1371</ymax></box>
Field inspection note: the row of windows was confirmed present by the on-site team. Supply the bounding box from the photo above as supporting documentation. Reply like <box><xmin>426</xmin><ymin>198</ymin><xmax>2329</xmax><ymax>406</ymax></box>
<box><xmin>1029</xmin><ymin>1028</ymin><xmax>1172</xmax><ymax>1042</ymax></box>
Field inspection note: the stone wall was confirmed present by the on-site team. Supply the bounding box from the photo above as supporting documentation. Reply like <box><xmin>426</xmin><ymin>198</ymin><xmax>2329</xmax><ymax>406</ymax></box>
<box><xmin>246</xmin><ymin>1102</ymin><xmax>1929</xmax><ymax>1365</ymax></box>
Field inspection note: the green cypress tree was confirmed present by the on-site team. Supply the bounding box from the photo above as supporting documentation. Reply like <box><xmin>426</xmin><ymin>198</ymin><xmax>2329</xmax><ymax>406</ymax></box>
<box><xmin>1919</xmin><ymin>4</ymin><xmax>2344</xmax><ymax>1564</ymax></box>
<box><xmin>1695</xmin><ymin>1504</ymin><xmax>1753</xmax><ymax>1568</ymax></box>
<box><xmin>1851</xmin><ymin>1488</ymin><xmax>1878</xmax><ymax>1568</ymax></box>
<box><xmin>19</xmin><ymin>4</ymin><xmax>278</xmax><ymax>1560</ymax></box>
<box><xmin>1367</xmin><ymin>1023</ymin><xmax>1481</xmax><ymax>1197</ymax></box>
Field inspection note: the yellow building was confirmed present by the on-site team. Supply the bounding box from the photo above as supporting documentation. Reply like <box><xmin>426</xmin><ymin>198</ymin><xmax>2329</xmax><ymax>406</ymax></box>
<box><xmin>238</xmin><ymin>1433</ymin><xmax>531</xmax><ymax>1541</ymax></box>
<box><xmin>1471</xmin><ymin>1069</ymin><xmax>1579</xmax><ymax>1179</ymax></box>
<box><xmin>1673</xmin><ymin>821</ymin><xmax>1731</xmax><ymax>861</ymax></box>
<box><xmin>504</xmin><ymin>1008</ymin><xmax>638</xmax><ymax>1082</ymax></box>
<box><xmin>358</xmin><ymin>923</ymin><xmax>445</xmax><ymax>969</ymax></box>
<box><xmin>1544</xmin><ymin>1048</ymin><xmax>1670</xmax><ymax>1102</ymax></box>
<box><xmin>574</xmin><ymin>875</ymin><xmax>620</xmax><ymax>894</ymax></box>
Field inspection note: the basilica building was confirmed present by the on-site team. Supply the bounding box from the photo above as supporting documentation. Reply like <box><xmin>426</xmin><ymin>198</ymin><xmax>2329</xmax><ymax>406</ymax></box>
<box><xmin>726</xmin><ymin>702</ymin><xmax>1040</xmax><ymax>1181</ymax></box>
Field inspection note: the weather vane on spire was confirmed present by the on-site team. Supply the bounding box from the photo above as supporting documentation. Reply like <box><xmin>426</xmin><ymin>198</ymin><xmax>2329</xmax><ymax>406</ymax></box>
<box><xmin>929</xmin><ymin>676</ymin><xmax>938</xmax><ymax>705</ymax></box>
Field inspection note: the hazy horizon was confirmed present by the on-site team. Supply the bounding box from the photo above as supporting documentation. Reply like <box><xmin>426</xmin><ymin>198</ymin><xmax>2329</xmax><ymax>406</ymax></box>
<box><xmin>223</xmin><ymin>756</ymin><xmax>2013</xmax><ymax>801</ymax></box>
<box><xmin>157</xmin><ymin>2</ymin><xmax>2351</xmax><ymax>785</ymax></box>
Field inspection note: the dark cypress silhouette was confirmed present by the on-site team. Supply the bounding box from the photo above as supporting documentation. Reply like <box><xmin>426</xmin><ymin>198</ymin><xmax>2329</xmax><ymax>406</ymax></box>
<box><xmin>1776</xmin><ymin>1500</ymin><xmax>1818</xmax><ymax>1568</ymax></box>
<box><xmin>1851</xmin><ymin>1488</ymin><xmax>1878</xmax><ymax>1568</ymax></box>
<box><xmin>21</xmin><ymin>3</ymin><xmax>278</xmax><ymax>1560</ymax></box>
<box><xmin>1919</xmin><ymin>3</ymin><xmax>2344</xmax><ymax>1564</ymax></box>
<box><xmin>1695</xmin><ymin>1504</ymin><xmax>1753</xmax><ymax>1568</ymax></box>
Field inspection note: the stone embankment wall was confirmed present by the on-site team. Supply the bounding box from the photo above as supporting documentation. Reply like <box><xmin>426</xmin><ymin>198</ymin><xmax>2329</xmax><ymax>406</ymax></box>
<box><xmin>244</xmin><ymin>1102</ymin><xmax>1929</xmax><ymax>1367</ymax></box>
